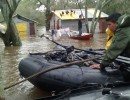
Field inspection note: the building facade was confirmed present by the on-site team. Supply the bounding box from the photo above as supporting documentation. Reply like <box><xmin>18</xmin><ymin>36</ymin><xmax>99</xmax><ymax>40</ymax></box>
<box><xmin>50</xmin><ymin>8</ymin><xmax>108</xmax><ymax>33</ymax></box>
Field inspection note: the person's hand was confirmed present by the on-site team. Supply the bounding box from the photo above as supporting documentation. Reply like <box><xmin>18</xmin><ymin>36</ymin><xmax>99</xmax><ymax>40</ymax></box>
<box><xmin>90</xmin><ymin>64</ymin><xmax>100</xmax><ymax>69</ymax></box>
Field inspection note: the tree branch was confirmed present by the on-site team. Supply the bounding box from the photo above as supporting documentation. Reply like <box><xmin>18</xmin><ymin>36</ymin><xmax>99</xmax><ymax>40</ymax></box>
<box><xmin>37</xmin><ymin>0</ymin><xmax>47</xmax><ymax>8</ymax></box>
<box><xmin>5</xmin><ymin>0</ymin><xmax>13</xmax><ymax>13</ymax></box>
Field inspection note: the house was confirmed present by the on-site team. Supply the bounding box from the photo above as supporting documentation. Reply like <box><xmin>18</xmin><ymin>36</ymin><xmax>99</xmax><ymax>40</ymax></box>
<box><xmin>50</xmin><ymin>8</ymin><xmax>108</xmax><ymax>33</ymax></box>
<box><xmin>13</xmin><ymin>14</ymin><xmax>37</xmax><ymax>37</ymax></box>
<box><xmin>1</xmin><ymin>14</ymin><xmax>37</xmax><ymax>37</ymax></box>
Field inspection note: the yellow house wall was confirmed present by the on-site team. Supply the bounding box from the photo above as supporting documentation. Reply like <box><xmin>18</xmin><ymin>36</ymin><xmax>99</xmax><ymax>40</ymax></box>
<box><xmin>16</xmin><ymin>23</ymin><xmax>28</xmax><ymax>37</ymax></box>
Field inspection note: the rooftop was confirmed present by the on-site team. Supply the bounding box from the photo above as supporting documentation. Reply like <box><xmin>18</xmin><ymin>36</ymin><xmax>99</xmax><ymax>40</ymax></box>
<box><xmin>52</xmin><ymin>8</ymin><xmax>108</xmax><ymax>20</ymax></box>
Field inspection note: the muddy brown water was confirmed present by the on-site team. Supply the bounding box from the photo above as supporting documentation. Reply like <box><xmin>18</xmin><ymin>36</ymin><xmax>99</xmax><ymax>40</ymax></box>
<box><xmin>0</xmin><ymin>32</ymin><xmax>106</xmax><ymax>100</ymax></box>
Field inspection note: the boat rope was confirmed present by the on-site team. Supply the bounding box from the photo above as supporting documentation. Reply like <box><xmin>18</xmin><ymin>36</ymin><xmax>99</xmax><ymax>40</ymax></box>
<box><xmin>40</xmin><ymin>34</ymin><xmax>103</xmax><ymax>55</ymax></box>
<box><xmin>54</xmin><ymin>83</ymin><xmax>103</xmax><ymax>100</ymax></box>
<box><xmin>70</xmin><ymin>52</ymin><xmax>84</xmax><ymax>76</ymax></box>
<box><xmin>4</xmin><ymin>55</ymin><xmax>104</xmax><ymax>90</ymax></box>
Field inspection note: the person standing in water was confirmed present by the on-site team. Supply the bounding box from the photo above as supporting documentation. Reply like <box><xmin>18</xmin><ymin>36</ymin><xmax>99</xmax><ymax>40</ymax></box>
<box><xmin>78</xmin><ymin>15</ymin><xmax>83</xmax><ymax>36</ymax></box>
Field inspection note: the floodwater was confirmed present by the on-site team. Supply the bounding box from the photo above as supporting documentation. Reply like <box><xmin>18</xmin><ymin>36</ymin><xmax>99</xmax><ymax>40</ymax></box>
<box><xmin>0</xmin><ymin>29</ymin><xmax>107</xmax><ymax>100</ymax></box>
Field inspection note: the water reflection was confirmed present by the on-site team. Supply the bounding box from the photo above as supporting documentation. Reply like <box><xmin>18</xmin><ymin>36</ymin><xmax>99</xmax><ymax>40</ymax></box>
<box><xmin>0</xmin><ymin>33</ymin><xmax>106</xmax><ymax>100</ymax></box>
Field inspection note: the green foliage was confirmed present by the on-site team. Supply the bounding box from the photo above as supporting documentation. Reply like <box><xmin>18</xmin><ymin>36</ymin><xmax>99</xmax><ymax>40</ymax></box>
<box><xmin>103</xmin><ymin>0</ymin><xmax>130</xmax><ymax>15</ymax></box>
<box><xmin>0</xmin><ymin>0</ymin><xmax>21</xmax><ymax>23</ymax></box>
<box><xmin>16</xmin><ymin>0</ymin><xmax>46</xmax><ymax>26</ymax></box>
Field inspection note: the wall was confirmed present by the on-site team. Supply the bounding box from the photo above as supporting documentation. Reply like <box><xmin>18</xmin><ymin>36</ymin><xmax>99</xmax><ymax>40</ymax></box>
<box><xmin>50</xmin><ymin>14</ymin><xmax>102</xmax><ymax>33</ymax></box>
<box><xmin>62</xmin><ymin>20</ymin><xmax>99</xmax><ymax>33</ymax></box>
<box><xmin>98</xmin><ymin>19</ymin><xmax>107</xmax><ymax>33</ymax></box>
<box><xmin>13</xmin><ymin>17</ymin><xmax>29</xmax><ymax>37</ymax></box>
<box><xmin>50</xmin><ymin>15</ymin><xmax>61</xmax><ymax>29</ymax></box>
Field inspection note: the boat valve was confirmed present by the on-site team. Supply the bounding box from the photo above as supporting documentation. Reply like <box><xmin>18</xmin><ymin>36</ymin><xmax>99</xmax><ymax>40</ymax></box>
<box><xmin>51</xmin><ymin>91</ymin><xmax>56</xmax><ymax>96</ymax></box>
<box><xmin>102</xmin><ymin>88</ymin><xmax>122</xmax><ymax>96</ymax></box>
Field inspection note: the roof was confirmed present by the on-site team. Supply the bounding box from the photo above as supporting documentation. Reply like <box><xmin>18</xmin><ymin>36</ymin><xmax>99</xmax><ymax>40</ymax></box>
<box><xmin>0</xmin><ymin>14</ymin><xmax>38</xmax><ymax>23</ymax></box>
<box><xmin>52</xmin><ymin>8</ymin><xmax>108</xmax><ymax>20</ymax></box>
<box><xmin>52</xmin><ymin>10</ymin><xmax>79</xmax><ymax>20</ymax></box>
<box><xmin>13</xmin><ymin>14</ymin><xmax>37</xmax><ymax>23</ymax></box>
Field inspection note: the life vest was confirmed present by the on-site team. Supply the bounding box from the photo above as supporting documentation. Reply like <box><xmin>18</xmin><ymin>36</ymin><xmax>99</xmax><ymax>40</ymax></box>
<box><xmin>105</xmin><ymin>28</ymin><xmax>114</xmax><ymax>50</ymax></box>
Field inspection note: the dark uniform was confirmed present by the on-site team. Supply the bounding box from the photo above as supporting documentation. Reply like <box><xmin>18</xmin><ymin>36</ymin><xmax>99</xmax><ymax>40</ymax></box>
<box><xmin>78</xmin><ymin>19</ymin><xmax>82</xmax><ymax>36</ymax></box>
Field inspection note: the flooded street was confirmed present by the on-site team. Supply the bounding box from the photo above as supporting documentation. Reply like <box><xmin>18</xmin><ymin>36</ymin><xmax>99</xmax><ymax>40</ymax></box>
<box><xmin>0</xmin><ymin>31</ymin><xmax>107</xmax><ymax>100</ymax></box>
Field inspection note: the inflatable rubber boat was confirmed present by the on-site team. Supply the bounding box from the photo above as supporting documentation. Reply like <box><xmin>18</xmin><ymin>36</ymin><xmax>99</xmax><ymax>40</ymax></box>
<box><xmin>19</xmin><ymin>48</ymin><xmax>124</xmax><ymax>92</ymax></box>
<box><xmin>35</xmin><ymin>82</ymin><xmax>130</xmax><ymax>100</ymax></box>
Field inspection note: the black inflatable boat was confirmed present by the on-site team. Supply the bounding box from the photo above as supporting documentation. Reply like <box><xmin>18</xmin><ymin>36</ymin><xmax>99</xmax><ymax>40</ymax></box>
<box><xmin>35</xmin><ymin>82</ymin><xmax>130</xmax><ymax>100</ymax></box>
<box><xmin>18</xmin><ymin>47</ymin><xmax>126</xmax><ymax>92</ymax></box>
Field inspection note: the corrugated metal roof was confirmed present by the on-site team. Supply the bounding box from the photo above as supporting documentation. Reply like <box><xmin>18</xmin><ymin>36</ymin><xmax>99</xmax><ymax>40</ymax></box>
<box><xmin>53</xmin><ymin>8</ymin><xmax>108</xmax><ymax>20</ymax></box>
<box><xmin>87</xmin><ymin>8</ymin><xmax>108</xmax><ymax>18</ymax></box>
<box><xmin>13</xmin><ymin>14</ymin><xmax>38</xmax><ymax>23</ymax></box>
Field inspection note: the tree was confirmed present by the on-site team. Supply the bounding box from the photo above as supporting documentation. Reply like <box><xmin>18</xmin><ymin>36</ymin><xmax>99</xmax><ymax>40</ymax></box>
<box><xmin>90</xmin><ymin>0</ymin><xmax>112</xmax><ymax>34</ymax></box>
<box><xmin>32</xmin><ymin>0</ymin><xmax>51</xmax><ymax>31</ymax></box>
<box><xmin>46</xmin><ymin>0</ymin><xmax>50</xmax><ymax>31</ymax></box>
<box><xmin>0</xmin><ymin>0</ymin><xmax>22</xmax><ymax>46</ymax></box>
<box><xmin>103</xmin><ymin>0</ymin><xmax>130</xmax><ymax>15</ymax></box>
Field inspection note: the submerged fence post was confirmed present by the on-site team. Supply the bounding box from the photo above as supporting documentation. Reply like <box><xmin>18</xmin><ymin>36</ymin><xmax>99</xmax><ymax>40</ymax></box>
<box><xmin>0</xmin><ymin>57</ymin><xmax>4</xmax><ymax>99</ymax></box>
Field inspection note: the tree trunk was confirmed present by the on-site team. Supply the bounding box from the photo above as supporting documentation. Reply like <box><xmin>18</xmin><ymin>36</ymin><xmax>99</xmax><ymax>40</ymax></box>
<box><xmin>90</xmin><ymin>0</ymin><xmax>112</xmax><ymax>34</ymax></box>
<box><xmin>1</xmin><ymin>20</ymin><xmax>22</xmax><ymax>46</ymax></box>
<box><xmin>46</xmin><ymin>0</ymin><xmax>51</xmax><ymax>31</ymax></box>
<box><xmin>90</xmin><ymin>0</ymin><xmax>101</xmax><ymax>34</ymax></box>
<box><xmin>85</xmin><ymin>0</ymin><xmax>89</xmax><ymax>33</ymax></box>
